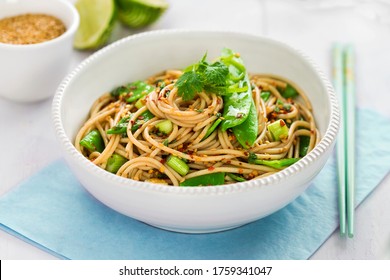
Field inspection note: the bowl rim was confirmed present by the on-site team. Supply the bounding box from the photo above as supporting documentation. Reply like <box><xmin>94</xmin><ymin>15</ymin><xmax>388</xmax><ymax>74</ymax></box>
<box><xmin>0</xmin><ymin>0</ymin><xmax>79</xmax><ymax>49</ymax></box>
<box><xmin>52</xmin><ymin>29</ymin><xmax>340</xmax><ymax>195</ymax></box>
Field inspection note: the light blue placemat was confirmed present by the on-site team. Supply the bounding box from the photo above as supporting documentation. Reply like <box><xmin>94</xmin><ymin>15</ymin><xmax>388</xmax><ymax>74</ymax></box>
<box><xmin>0</xmin><ymin>108</ymin><xmax>390</xmax><ymax>260</ymax></box>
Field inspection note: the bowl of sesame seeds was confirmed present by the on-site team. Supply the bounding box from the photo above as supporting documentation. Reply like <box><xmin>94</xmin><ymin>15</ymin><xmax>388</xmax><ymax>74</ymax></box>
<box><xmin>0</xmin><ymin>0</ymin><xmax>79</xmax><ymax>102</ymax></box>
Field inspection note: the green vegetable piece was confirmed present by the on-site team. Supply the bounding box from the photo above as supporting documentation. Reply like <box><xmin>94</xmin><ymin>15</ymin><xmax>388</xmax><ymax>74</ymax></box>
<box><xmin>110</xmin><ymin>85</ymin><xmax>128</xmax><ymax>97</ymax></box>
<box><xmin>220</xmin><ymin>48</ymin><xmax>245</xmax><ymax>72</ymax></box>
<box><xmin>80</xmin><ymin>129</ymin><xmax>105</xmax><ymax>153</ymax></box>
<box><xmin>175</xmin><ymin>71</ymin><xmax>203</xmax><ymax>101</ymax></box>
<box><xmin>175</xmin><ymin>55</ymin><xmax>229</xmax><ymax>101</ymax></box>
<box><xmin>126</xmin><ymin>81</ymin><xmax>155</xmax><ymax>103</ymax></box>
<box><xmin>227</xmin><ymin>82</ymin><xmax>249</xmax><ymax>94</ymax></box>
<box><xmin>135</xmin><ymin>95</ymin><xmax>147</xmax><ymax>109</ymax></box>
<box><xmin>280</xmin><ymin>84</ymin><xmax>298</xmax><ymax>98</ymax></box>
<box><xmin>155</xmin><ymin>119</ymin><xmax>173</xmax><ymax>135</ymax></box>
<box><xmin>232</xmin><ymin>99</ymin><xmax>258</xmax><ymax>148</ymax></box>
<box><xmin>166</xmin><ymin>155</ymin><xmax>189</xmax><ymax>176</ymax></box>
<box><xmin>110</xmin><ymin>81</ymin><xmax>154</xmax><ymax>103</ymax></box>
<box><xmin>131</xmin><ymin>110</ymin><xmax>155</xmax><ymax>133</ymax></box>
<box><xmin>267</xmin><ymin>119</ymin><xmax>289</xmax><ymax>141</ymax></box>
<box><xmin>107</xmin><ymin>116</ymin><xmax>130</xmax><ymax>135</ymax></box>
<box><xmin>180</xmin><ymin>172</ymin><xmax>225</xmax><ymax>187</ymax></box>
<box><xmin>220</xmin><ymin>49</ymin><xmax>253</xmax><ymax>131</ymax></box>
<box><xmin>174</xmin><ymin>48</ymin><xmax>256</xmax><ymax>133</ymax></box>
<box><xmin>227</xmin><ymin>173</ymin><xmax>246</xmax><ymax>182</ymax></box>
<box><xmin>202</xmin><ymin>115</ymin><xmax>222</xmax><ymax>140</ymax></box>
<box><xmin>106</xmin><ymin>153</ymin><xmax>127</xmax><ymax>173</ymax></box>
<box><xmin>260</xmin><ymin>91</ymin><xmax>271</xmax><ymax>101</ymax></box>
<box><xmin>299</xmin><ymin>136</ymin><xmax>310</xmax><ymax>157</ymax></box>
<box><xmin>248</xmin><ymin>152</ymin><xmax>300</xmax><ymax>169</ymax></box>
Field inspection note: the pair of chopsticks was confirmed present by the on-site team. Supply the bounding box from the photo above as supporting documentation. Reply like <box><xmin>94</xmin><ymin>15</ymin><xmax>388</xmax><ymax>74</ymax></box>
<box><xmin>332</xmin><ymin>44</ymin><xmax>356</xmax><ymax>238</ymax></box>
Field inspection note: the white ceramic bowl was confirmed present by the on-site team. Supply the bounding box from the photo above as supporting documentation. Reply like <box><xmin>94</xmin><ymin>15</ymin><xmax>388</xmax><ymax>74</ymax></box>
<box><xmin>0</xmin><ymin>0</ymin><xmax>79</xmax><ymax>102</ymax></box>
<box><xmin>53</xmin><ymin>30</ymin><xmax>339</xmax><ymax>233</ymax></box>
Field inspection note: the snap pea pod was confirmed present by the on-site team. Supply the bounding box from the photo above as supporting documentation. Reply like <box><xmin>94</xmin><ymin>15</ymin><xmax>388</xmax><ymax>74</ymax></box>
<box><xmin>202</xmin><ymin>113</ymin><xmax>222</xmax><ymax>140</ymax></box>
<box><xmin>107</xmin><ymin>110</ymin><xmax>154</xmax><ymax>135</ymax></box>
<box><xmin>106</xmin><ymin>116</ymin><xmax>131</xmax><ymax>135</ymax></box>
<box><xmin>299</xmin><ymin>136</ymin><xmax>310</xmax><ymax>157</ymax></box>
<box><xmin>227</xmin><ymin>173</ymin><xmax>246</xmax><ymax>182</ymax></box>
<box><xmin>110</xmin><ymin>81</ymin><xmax>155</xmax><ymax>103</ymax></box>
<box><xmin>219</xmin><ymin>48</ymin><xmax>253</xmax><ymax>131</ymax></box>
<box><xmin>180</xmin><ymin>172</ymin><xmax>225</xmax><ymax>187</ymax></box>
<box><xmin>248</xmin><ymin>152</ymin><xmax>300</xmax><ymax>169</ymax></box>
<box><xmin>79</xmin><ymin>129</ymin><xmax>105</xmax><ymax>153</ymax></box>
<box><xmin>131</xmin><ymin>110</ymin><xmax>155</xmax><ymax>132</ymax></box>
<box><xmin>232</xmin><ymin>99</ymin><xmax>258</xmax><ymax>148</ymax></box>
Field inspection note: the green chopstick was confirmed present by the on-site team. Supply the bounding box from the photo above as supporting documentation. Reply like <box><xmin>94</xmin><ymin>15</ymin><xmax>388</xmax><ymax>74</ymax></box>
<box><xmin>344</xmin><ymin>45</ymin><xmax>355</xmax><ymax>238</ymax></box>
<box><xmin>333</xmin><ymin>44</ymin><xmax>346</xmax><ymax>237</ymax></box>
<box><xmin>332</xmin><ymin>43</ymin><xmax>356</xmax><ymax>238</ymax></box>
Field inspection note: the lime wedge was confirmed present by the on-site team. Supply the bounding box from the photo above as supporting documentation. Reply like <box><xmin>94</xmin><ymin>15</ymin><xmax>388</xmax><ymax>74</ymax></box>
<box><xmin>117</xmin><ymin>0</ymin><xmax>168</xmax><ymax>28</ymax></box>
<box><xmin>74</xmin><ymin>0</ymin><xmax>117</xmax><ymax>50</ymax></box>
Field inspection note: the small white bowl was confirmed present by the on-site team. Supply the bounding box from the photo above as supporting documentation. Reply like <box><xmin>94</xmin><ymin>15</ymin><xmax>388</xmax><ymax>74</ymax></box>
<box><xmin>53</xmin><ymin>30</ymin><xmax>340</xmax><ymax>233</ymax></box>
<box><xmin>0</xmin><ymin>0</ymin><xmax>79</xmax><ymax>102</ymax></box>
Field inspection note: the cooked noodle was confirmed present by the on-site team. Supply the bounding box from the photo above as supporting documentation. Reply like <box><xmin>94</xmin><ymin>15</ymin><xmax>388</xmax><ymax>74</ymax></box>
<box><xmin>75</xmin><ymin>71</ymin><xmax>319</xmax><ymax>186</ymax></box>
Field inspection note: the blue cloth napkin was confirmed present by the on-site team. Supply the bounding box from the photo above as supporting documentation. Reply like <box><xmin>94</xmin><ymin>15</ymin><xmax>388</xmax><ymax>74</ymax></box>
<box><xmin>1</xmin><ymin>108</ymin><xmax>390</xmax><ymax>260</ymax></box>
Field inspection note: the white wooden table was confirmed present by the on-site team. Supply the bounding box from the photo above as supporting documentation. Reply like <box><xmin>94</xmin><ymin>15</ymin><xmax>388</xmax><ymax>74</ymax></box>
<box><xmin>1</xmin><ymin>0</ymin><xmax>390</xmax><ymax>259</ymax></box>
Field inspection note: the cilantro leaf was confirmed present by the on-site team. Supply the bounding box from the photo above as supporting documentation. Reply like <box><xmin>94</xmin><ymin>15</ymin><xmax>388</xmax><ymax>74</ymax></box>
<box><xmin>175</xmin><ymin>71</ymin><xmax>203</xmax><ymax>101</ymax></box>
<box><xmin>175</xmin><ymin>53</ymin><xmax>230</xmax><ymax>100</ymax></box>
<box><xmin>203</xmin><ymin>61</ymin><xmax>229</xmax><ymax>86</ymax></box>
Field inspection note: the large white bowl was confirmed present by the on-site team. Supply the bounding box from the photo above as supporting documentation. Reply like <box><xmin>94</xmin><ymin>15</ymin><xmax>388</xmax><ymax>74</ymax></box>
<box><xmin>52</xmin><ymin>30</ymin><xmax>339</xmax><ymax>233</ymax></box>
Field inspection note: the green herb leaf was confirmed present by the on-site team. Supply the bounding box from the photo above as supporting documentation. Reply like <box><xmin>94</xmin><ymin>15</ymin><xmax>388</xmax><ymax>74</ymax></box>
<box><xmin>175</xmin><ymin>71</ymin><xmax>203</xmax><ymax>101</ymax></box>
<box><xmin>175</xmin><ymin>53</ymin><xmax>229</xmax><ymax>100</ymax></box>
<box><xmin>203</xmin><ymin>61</ymin><xmax>229</xmax><ymax>86</ymax></box>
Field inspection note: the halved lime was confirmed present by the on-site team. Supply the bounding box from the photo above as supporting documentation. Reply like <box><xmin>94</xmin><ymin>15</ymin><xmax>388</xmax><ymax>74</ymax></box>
<box><xmin>116</xmin><ymin>0</ymin><xmax>168</xmax><ymax>28</ymax></box>
<box><xmin>74</xmin><ymin>0</ymin><xmax>117</xmax><ymax>50</ymax></box>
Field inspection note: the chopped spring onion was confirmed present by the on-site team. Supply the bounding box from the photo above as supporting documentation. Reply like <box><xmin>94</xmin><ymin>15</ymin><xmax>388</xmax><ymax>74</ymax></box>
<box><xmin>135</xmin><ymin>95</ymin><xmax>147</xmax><ymax>109</ymax></box>
<box><xmin>267</xmin><ymin>119</ymin><xmax>289</xmax><ymax>141</ymax></box>
<box><xmin>166</xmin><ymin>155</ymin><xmax>189</xmax><ymax>176</ymax></box>
<box><xmin>155</xmin><ymin>119</ymin><xmax>173</xmax><ymax>135</ymax></box>
<box><xmin>106</xmin><ymin>153</ymin><xmax>127</xmax><ymax>174</ymax></box>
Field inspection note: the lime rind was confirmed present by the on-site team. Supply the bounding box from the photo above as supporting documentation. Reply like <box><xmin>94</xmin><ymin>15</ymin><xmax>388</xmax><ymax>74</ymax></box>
<box><xmin>74</xmin><ymin>0</ymin><xmax>117</xmax><ymax>50</ymax></box>
<box><xmin>116</xmin><ymin>0</ymin><xmax>168</xmax><ymax>28</ymax></box>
